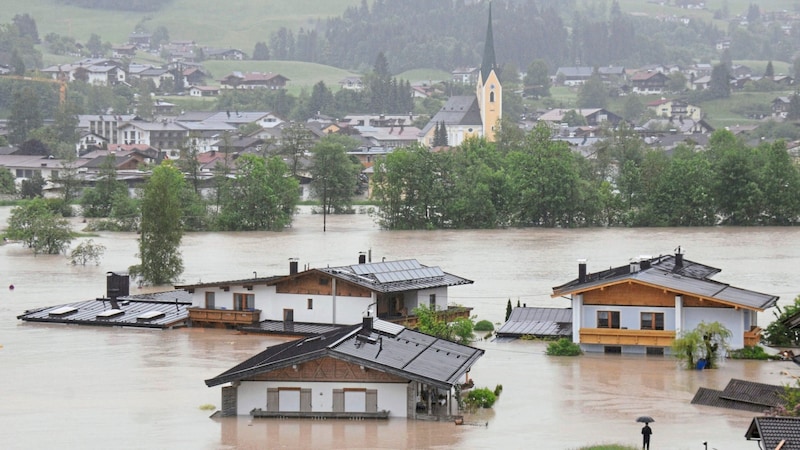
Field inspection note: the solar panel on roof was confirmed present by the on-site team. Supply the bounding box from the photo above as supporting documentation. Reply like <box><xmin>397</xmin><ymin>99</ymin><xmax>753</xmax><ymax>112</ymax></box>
<box><xmin>374</xmin><ymin>267</ymin><xmax>444</xmax><ymax>283</ymax></box>
<box><xmin>351</xmin><ymin>259</ymin><xmax>422</xmax><ymax>275</ymax></box>
<box><xmin>97</xmin><ymin>309</ymin><xmax>124</xmax><ymax>318</ymax></box>
<box><xmin>49</xmin><ymin>306</ymin><xmax>78</xmax><ymax>316</ymax></box>
<box><xmin>137</xmin><ymin>310</ymin><xmax>166</xmax><ymax>321</ymax></box>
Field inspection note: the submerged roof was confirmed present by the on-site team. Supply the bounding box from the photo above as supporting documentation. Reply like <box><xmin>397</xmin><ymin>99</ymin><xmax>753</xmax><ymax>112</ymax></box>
<box><xmin>205</xmin><ymin>318</ymin><xmax>484</xmax><ymax>389</ymax></box>
<box><xmin>496</xmin><ymin>307</ymin><xmax>572</xmax><ymax>338</ymax></box>
<box><xmin>552</xmin><ymin>254</ymin><xmax>778</xmax><ymax>311</ymax></box>
<box><xmin>692</xmin><ymin>378</ymin><xmax>786</xmax><ymax>412</ymax></box>
<box><xmin>17</xmin><ymin>290</ymin><xmax>192</xmax><ymax>328</ymax></box>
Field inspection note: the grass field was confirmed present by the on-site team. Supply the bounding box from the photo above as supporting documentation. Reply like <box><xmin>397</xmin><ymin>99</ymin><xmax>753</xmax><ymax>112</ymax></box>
<box><xmin>201</xmin><ymin>60</ymin><xmax>358</xmax><ymax>94</ymax></box>
<box><xmin>0</xmin><ymin>0</ymin><xmax>363</xmax><ymax>52</ymax></box>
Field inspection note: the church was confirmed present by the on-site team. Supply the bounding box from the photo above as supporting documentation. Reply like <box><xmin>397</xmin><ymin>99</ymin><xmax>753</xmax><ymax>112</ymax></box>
<box><xmin>418</xmin><ymin>4</ymin><xmax>502</xmax><ymax>147</ymax></box>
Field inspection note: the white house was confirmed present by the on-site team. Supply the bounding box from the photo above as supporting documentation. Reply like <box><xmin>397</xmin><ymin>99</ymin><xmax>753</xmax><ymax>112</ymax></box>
<box><xmin>551</xmin><ymin>250</ymin><xmax>778</xmax><ymax>354</ymax></box>
<box><xmin>204</xmin><ymin>315</ymin><xmax>484</xmax><ymax>419</ymax></box>
<box><xmin>177</xmin><ymin>257</ymin><xmax>474</xmax><ymax>331</ymax></box>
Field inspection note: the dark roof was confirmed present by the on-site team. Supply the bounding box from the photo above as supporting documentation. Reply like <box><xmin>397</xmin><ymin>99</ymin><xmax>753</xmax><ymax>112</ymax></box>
<box><xmin>315</xmin><ymin>259</ymin><xmax>473</xmax><ymax>294</ymax></box>
<box><xmin>421</xmin><ymin>96</ymin><xmax>482</xmax><ymax>135</ymax></box>
<box><xmin>205</xmin><ymin>318</ymin><xmax>485</xmax><ymax>389</ymax></box>
<box><xmin>691</xmin><ymin>378</ymin><xmax>787</xmax><ymax>412</ymax></box>
<box><xmin>746</xmin><ymin>416</ymin><xmax>800</xmax><ymax>450</ymax></box>
<box><xmin>552</xmin><ymin>254</ymin><xmax>778</xmax><ymax>311</ymax></box>
<box><xmin>496</xmin><ymin>307</ymin><xmax>572</xmax><ymax>338</ymax></box>
<box><xmin>16</xmin><ymin>290</ymin><xmax>192</xmax><ymax>329</ymax></box>
<box><xmin>480</xmin><ymin>2</ymin><xmax>497</xmax><ymax>82</ymax></box>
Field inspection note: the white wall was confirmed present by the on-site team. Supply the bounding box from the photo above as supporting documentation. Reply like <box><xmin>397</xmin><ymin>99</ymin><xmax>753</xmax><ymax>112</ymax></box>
<box><xmin>237</xmin><ymin>380</ymin><xmax>409</xmax><ymax>417</ymax></box>
<box><xmin>581</xmin><ymin>305</ymin><xmax>676</xmax><ymax>330</ymax></box>
<box><xmin>684</xmin><ymin>307</ymin><xmax>746</xmax><ymax>349</ymax></box>
<box><xmin>192</xmin><ymin>284</ymin><xmax>374</xmax><ymax>325</ymax></box>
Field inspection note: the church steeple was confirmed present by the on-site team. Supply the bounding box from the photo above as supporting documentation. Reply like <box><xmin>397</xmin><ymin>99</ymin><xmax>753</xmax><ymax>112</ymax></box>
<box><xmin>480</xmin><ymin>2</ymin><xmax>497</xmax><ymax>83</ymax></box>
<box><xmin>476</xmin><ymin>1</ymin><xmax>501</xmax><ymax>142</ymax></box>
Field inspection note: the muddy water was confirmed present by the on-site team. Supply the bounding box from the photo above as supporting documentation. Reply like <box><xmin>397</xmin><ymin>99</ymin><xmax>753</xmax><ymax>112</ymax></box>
<box><xmin>1</xmin><ymin>206</ymin><xmax>799</xmax><ymax>449</ymax></box>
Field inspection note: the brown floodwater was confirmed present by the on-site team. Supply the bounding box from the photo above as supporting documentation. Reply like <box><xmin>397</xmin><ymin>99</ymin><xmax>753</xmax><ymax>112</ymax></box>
<box><xmin>1</xmin><ymin>206</ymin><xmax>799</xmax><ymax>449</ymax></box>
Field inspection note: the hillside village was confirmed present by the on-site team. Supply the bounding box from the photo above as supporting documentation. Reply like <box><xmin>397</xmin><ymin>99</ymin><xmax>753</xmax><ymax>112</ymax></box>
<box><xmin>0</xmin><ymin>3</ymin><xmax>799</xmax><ymax>192</ymax></box>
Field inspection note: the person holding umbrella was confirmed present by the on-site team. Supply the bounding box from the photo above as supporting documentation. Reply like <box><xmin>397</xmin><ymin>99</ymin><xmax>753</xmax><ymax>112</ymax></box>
<box><xmin>637</xmin><ymin>416</ymin><xmax>654</xmax><ymax>449</ymax></box>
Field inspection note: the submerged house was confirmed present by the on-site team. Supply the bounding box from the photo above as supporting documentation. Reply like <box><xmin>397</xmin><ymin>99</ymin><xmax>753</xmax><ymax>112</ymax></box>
<box><xmin>551</xmin><ymin>250</ymin><xmax>778</xmax><ymax>354</ymax></box>
<box><xmin>177</xmin><ymin>256</ymin><xmax>474</xmax><ymax>333</ymax></box>
<box><xmin>205</xmin><ymin>315</ymin><xmax>484</xmax><ymax>419</ymax></box>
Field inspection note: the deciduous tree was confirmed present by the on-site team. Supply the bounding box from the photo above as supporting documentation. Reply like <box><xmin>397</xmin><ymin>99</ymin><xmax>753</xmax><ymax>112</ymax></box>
<box><xmin>130</xmin><ymin>163</ymin><xmax>185</xmax><ymax>286</ymax></box>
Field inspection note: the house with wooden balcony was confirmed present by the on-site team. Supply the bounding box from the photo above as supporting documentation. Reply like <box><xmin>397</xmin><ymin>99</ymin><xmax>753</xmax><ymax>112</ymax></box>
<box><xmin>551</xmin><ymin>250</ymin><xmax>778</xmax><ymax>355</ymax></box>
<box><xmin>176</xmin><ymin>256</ymin><xmax>474</xmax><ymax>333</ymax></box>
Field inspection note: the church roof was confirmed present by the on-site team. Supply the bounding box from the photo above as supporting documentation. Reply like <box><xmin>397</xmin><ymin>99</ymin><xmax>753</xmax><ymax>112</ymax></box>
<box><xmin>480</xmin><ymin>3</ymin><xmax>498</xmax><ymax>82</ymax></box>
<box><xmin>420</xmin><ymin>96</ymin><xmax>482</xmax><ymax>136</ymax></box>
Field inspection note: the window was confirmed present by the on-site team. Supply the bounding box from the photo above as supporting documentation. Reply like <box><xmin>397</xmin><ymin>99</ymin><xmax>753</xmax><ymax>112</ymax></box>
<box><xmin>646</xmin><ymin>347</ymin><xmax>665</xmax><ymax>356</ymax></box>
<box><xmin>307</xmin><ymin>298</ymin><xmax>313</xmax><ymax>310</ymax></box>
<box><xmin>429</xmin><ymin>294</ymin><xmax>436</xmax><ymax>307</ymax></box>
<box><xmin>205</xmin><ymin>291</ymin><xmax>215</xmax><ymax>309</ymax></box>
<box><xmin>641</xmin><ymin>312</ymin><xmax>665</xmax><ymax>330</ymax></box>
<box><xmin>604</xmin><ymin>346</ymin><xmax>622</xmax><ymax>354</ymax></box>
<box><xmin>597</xmin><ymin>311</ymin><xmax>620</xmax><ymax>328</ymax></box>
<box><xmin>489</xmin><ymin>91</ymin><xmax>495</xmax><ymax>102</ymax></box>
<box><xmin>234</xmin><ymin>293</ymin><xmax>254</xmax><ymax>311</ymax></box>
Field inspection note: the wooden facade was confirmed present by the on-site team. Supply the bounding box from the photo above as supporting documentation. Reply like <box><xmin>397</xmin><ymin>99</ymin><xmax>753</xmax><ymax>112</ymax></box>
<box><xmin>580</xmin><ymin>328</ymin><xmax>676</xmax><ymax>347</ymax></box>
<box><xmin>275</xmin><ymin>272</ymin><xmax>372</xmax><ymax>298</ymax></box>
<box><xmin>247</xmin><ymin>357</ymin><xmax>408</xmax><ymax>384</ymax></box>
<box><xmin>188</xmin><ymin>308</ymin><xmax>260</xmax><ymax>327</ymax></box>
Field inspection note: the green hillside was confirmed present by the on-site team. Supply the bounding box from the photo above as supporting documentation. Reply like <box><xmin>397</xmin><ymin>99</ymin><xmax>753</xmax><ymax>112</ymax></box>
<box><xmin>201</xmin><ymin>60</ymin><xmax>358</xmax><ymax>94</ymax></box>
<box><xmin>0</xmin><ymin>0</ymin><xmax>362</xmax><ymax>53</ymax></box>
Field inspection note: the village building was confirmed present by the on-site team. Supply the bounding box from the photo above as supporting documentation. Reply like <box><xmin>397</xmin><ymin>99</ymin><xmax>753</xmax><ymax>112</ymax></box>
<box><xmin>537</xmin><ymin>108</ymin><xmax>624</xmax><ymax>127</ymax></box>
<box><xmin>220</xmin><ymin>71</ymin><xmax>289</xmax><ymax>90</ymax></box>
<box><xmin>551</xmin><ymin>250</ymin><xmax>778</xmax><ymax>354</ymax></box>
<box><xmin>646</xmin><ymin>98</ymin><xmax>702</xmax><ymax>121</ymax></box>
<box><xmin>630</xmin><ymin>71</ymin><xmax>670</xmax><ymax>94</ymax></box>
<box><xmin>177</xmin><ymin>257</ymin><xmax>474</xmax><ymax>333</ymax></box>
<box><xmin>419</xmin><ymin>5</ymin><xmax>501</xmax><ymax>147</ymax></box>
<box><xmin>204</xmin><ymin>315</ymin><xmax>484</xmax><ymax>420</ymax></box>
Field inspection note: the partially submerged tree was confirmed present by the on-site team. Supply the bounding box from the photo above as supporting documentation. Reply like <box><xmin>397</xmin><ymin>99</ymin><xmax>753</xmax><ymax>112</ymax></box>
<box><xmin>672</xmin><ymin>321</ymin><xmax>732</xmax><ymax>369</ymax></box>
<box><xmin>6</xmin><ymin>198</ymin><xmax>73</xmax><ymax>255</ymax></box>
<box><xmin>70</xmin><ymin>239</ymin><xmax>106</xmax><ymax>266</ymax></box>
<box><xmin>129</xmin><ymin>163</ymin><xmax>184</xmax><ymax>285</ymax></box>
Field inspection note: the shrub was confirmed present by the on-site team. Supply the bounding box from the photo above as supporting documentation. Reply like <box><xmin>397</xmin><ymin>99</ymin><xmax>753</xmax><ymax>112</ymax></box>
<box><xmin>493</xmin><ymin>384</ymin><xmax>503</xmax><ymax>397</ymax></box>
<box><xmin>729</xmin><ymin>346</ymin><xmax>773</xmax><ymax>360</ymax></box>
<box><xmin>474</xmin><ymin>320</ymin><xmax>494</xmax><ymax>331</ymax></box>
<box><xmin>546</xmin><ymin>338</ymin><xmax>582</xmax><ymax>356</ymax></box>
<box><xmin>465</xmin><ymin>387</ymin><xmax>497</xmax><ymax>409</ymax></box>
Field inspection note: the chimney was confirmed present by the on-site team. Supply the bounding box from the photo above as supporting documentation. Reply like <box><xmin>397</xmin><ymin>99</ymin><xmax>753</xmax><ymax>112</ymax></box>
<box><xmin>362</xmin><ymin>315</ymin><xmax>373</xmax><ymax>334</ymax></box>
<box><xmin>106</xmin><ymin>271</ymin><xmax>130</xmax><ymax>300</ymax></box>
<box><xmin>578</xmin><ymin>259</ymin><xmax>587</xmax><ymax>283</ymax></box>
<box><xmin>639</xmin><ymin>255</ymin><xmax>652</xmax><ymax>270</ymax></box>
<box><xmin>630</xmin><ymin>260</ymin><xmax>640</xmax><ymax>273</ymax></box>
<box><xmin>674</xmin><ymin>246</ymin><xmax>684</xmax><ymax>271</ymax></box>
<box><xmin>358</xmin><ymin>252</ymin><xmax>366</xmax><ymax>264</ymax></box>
<box><xmin>289</xmin><ymin>258</ymin><xmax>298</xmax><ymax>275</ymax></box>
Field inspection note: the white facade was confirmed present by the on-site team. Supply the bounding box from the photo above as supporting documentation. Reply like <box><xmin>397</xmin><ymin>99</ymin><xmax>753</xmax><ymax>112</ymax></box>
<box><xmin>236</xmin><ymin>380</ymin><xmax>409</xmax><ymax>417</ymax></box>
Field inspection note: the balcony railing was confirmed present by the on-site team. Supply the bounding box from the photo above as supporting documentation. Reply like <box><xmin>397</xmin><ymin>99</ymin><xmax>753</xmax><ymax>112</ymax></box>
<box><xmin>386</xmin><ymin>306</ymin><xmax>473</xmax><ymax>328</ymax></box>
<box><xmin>580</xmin><ymin>328</ymin><xmax>676</xmax><ymax>347</ymax></box>
<box><xmin>744</xmin><ymin>326</ymin><xmax>762</xmax><ymax>347</ymax></box>
<box><xmin>188</xmin><ymin>307</ymin><xmax>260</xmax><ymax>326</ymax></box>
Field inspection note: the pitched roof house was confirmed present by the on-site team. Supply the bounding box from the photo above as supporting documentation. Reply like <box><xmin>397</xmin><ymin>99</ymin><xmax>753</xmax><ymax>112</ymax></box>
<box><xmin>177</xmin><ymin>257</ymin><xmax>474</xmax><ymax>332</ymax></box>
<box><xmin>630</xmin><ymin>71</ymin><xmax>670</xmax><ymax>94</ymax></box>
<box><xmin>551</xmin><ymin>250</ymin><xmax>778</xmax><ymax>354</ymax></box>
<box><xmin>419</xmin><ymin>96</ymin><xmax>483</xmax><ymax>147</ymax></box>
<box><xmin>204</xmin><ymin>315</ymin><xmax>484</xmax><ymax>420</ymax></box>
<box><xmin>220</xmin><ymin>71</ymin><xmax>289</xmax><ymax>90</ymax></box>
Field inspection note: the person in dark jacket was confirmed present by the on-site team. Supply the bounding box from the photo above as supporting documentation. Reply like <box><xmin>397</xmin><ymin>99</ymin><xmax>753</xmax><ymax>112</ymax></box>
<box><xmin>642</xmin><ymin>423</ymin><xmax>652</xmax><ymax>449</ymax></box>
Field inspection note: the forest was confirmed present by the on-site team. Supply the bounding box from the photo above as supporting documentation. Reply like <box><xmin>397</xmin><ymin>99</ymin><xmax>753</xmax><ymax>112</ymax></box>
<box><xmin>261</xmin><ymin>0</ymin><xmax>800</xmax><ymax>75</ymax></box>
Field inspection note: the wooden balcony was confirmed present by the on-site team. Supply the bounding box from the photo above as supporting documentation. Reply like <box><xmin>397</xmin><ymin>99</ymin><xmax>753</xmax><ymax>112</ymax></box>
<box><xmin>386</xmin><ymin>306</ymin><xmax>473</xmax><ymax>328</ymax></box>
<box><xmin>580</xmin><ymin>328</ymin><xmax>676</xmax><ymax>347</ymax></box>
<box><xmin>744</xmin><ymin>327</ymin><xmax>762</xmax><ymax>347</ymax></box>
<box><xmin>188</xmin><ymin>307</ymin><xmax>261</xmax><ymax>327</ymax></box>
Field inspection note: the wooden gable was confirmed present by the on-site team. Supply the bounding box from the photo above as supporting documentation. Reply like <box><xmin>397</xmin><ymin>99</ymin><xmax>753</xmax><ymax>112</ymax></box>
<box><xmin>275</xmin><ymin>270</ymin><xmax>372</xmax><ymax>298</ymax></box>
<box><xmin>582</xmin><ymin>280</ymin><xmax>730</xmax><ymax>309</ymax></box>
<box><xmin>246</xmin><ymin>356</ymin><xmax>408</xmax><ymax>383</ymax></box>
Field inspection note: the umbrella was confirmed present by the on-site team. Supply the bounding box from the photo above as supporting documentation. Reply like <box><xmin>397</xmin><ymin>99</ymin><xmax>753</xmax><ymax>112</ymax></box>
<box><xmin>636</xmin><ymin>416</ymin><xmax>655</xmax><ymax>424</ymax></box>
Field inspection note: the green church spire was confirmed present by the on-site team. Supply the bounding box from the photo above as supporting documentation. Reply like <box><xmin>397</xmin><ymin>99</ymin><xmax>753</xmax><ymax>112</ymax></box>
<box><xmin>480</xmin><ymin>1</ymin><xmax>497</xmax><ymax>82</ymax></box>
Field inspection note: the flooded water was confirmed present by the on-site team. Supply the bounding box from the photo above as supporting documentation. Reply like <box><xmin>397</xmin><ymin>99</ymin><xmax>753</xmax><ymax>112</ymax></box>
<box><xmin>2</xmin><ymin>206</ymin><xmax>800</xmax><ymax>449</ymax></box>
